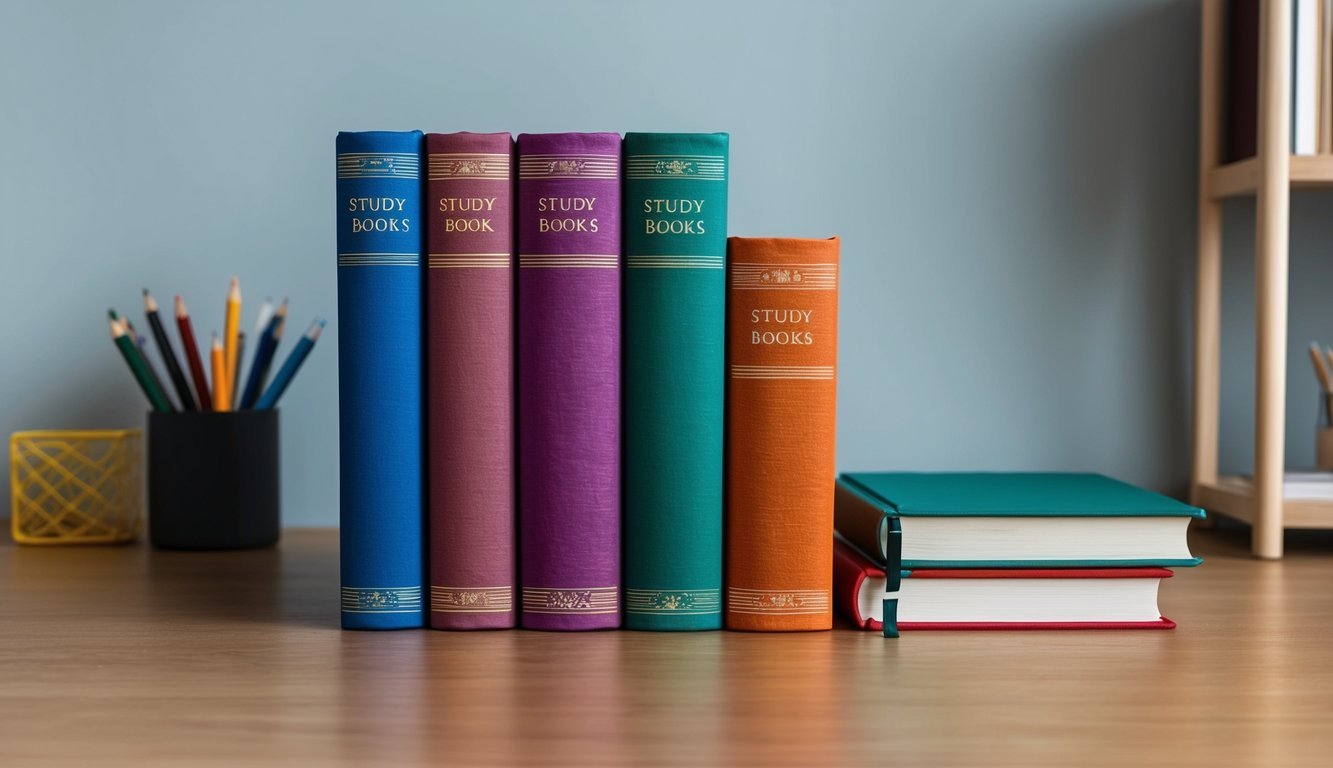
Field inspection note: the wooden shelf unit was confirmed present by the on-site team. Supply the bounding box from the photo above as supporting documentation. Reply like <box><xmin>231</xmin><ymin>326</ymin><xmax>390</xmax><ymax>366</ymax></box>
<box><xmin>1209</xmin><ymin>155</ymin><xmax>1333</xmax><ymax>198</ymax></box>
<box><xmin>1192</xmin><ymin>0</ymin><xmax>1333</xmax><ymax>558</ymax></box>
<box><xmin>1194</xmin><ymin>475</ymin><xmax>1333</xmax><ymax>528</ymax></box>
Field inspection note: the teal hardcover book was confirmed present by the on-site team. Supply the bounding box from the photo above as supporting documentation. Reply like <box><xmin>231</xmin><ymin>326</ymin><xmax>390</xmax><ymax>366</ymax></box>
<box><xmin>623</xmin><ymin>132</ymin><xmax>728</xmax><ymax>630</ymax></box>
<box><xmin>835</xmin><ymin>472</ymin><xmax>1205</xmax><ymax>569</ymax></box>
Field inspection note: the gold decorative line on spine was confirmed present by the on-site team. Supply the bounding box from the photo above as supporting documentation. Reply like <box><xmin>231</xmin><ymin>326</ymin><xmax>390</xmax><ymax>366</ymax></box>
<box><xmin>519</xmin><ymin>174</ymin><xmax>618</xmax><ymax>179</ymax></box>
<box><xmin>626</xmin><ymin>255</ymin><xmax>724</xmax><ymax>269</ymax></box>
<box><xmin>338</xmin><ymin>253</ymin><xmax>420</xmax><ymax>267</ymax></box>
<box><xmin>518</xmin><ymin>154</ymin><xmax>618</xmax><ymax>179</ymax></box>
<box><xmin>522</xmin><ymin>586</ymin><xmax>619</xmax><ymax>614</ymax></box>
<box><xmin>730</xmin><ymin>286</ymin><xmax>836</xmax><ymax>291</ymax></box>
<box><xmin>625</xmin><ymin>155</ymin><xmax>725</xmax><ymax>179</ymax></box>
<box><xmin>428</xmin><ymin>253</ymin><xmax>510</xmax><ymax>269</ymax></box>
<box><xmin>427</xmin><ymin>153</ymin><xmax>510</xmax><ymax>180</ymax></box>
<box><xmin>625</xmin><ymin>176</ymin><xmax>725</xmax><ymax>180</ymax></box>
<box><xmin>730</xmin><ymin>263</ymin><xmax>837</xmax><ymax>290</ymax></box>
<box><xmin>338</xmin><ymin>153</ymin><xmax>421</xmax><ymax>180</ymax></box>
<box><xmin>625</xmin><ymin>588</ymin><xmax>721</xmax><ymax>613</ymax></box>
<box><xmin>519</xmin><ymin>254</ymin><xmax>618</xmax><ymax>269</ymax></box>
<box><xmin>342</xmin><ymin>586</ymin><xmax>424</xmax><ymax>613</ymax></box>
<box><xmin>430</xmin><ymin>586</ymin><xmax>513</xmax><ymax>613</ymax></box>
<box><xmin>727</xmin><ymin>587</ymin><xmax>829</xmax><ymax>615</ymax></box>
<box><xmin>730</xmin><ymin>365</ymin><xmax>835</xmax><ymax>380</ymax></box>
<box><xmin>627</xmin><ymin>264</ymin><xmax>724</xmax><ymax>269</ymax></box>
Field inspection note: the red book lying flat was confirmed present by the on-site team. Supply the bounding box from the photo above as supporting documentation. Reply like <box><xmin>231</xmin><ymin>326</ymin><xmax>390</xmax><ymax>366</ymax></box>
<box><xmin>833</xmin><ymin>539</ymin><xmax>1176</xmax><ymax>633</ymax></box>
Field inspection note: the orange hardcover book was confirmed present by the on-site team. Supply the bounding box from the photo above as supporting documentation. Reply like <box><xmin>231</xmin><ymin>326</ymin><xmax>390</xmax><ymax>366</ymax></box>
<box><xmin>725</xmin><ymin>237</ymin><xmax>839</xmax><ymax>631</ymax></box>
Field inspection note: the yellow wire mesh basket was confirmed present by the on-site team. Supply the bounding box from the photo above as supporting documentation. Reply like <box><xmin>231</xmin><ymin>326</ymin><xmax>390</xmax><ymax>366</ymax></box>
<box><xmin>10</xmin><ymin>430</ymin><xmax>143</xmax><ymax>544</ymax></box>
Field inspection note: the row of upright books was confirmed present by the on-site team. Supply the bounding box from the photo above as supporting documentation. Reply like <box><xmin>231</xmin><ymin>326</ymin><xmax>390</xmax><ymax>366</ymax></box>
<box><xmin>335</xmin><ymin>131</ymin><xmax>1204</xmax><ymax>634</ymax></box>
<box><xmin>337</xmin><ymin>130</ymin><xmax>840</xmax><ymax>631</ymax></box>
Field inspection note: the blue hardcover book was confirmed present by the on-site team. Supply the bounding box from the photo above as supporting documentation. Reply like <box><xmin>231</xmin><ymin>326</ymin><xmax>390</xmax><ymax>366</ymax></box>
<box><xmin>336</xmin><ymin>131</ymin><xmax>424</xmax><ymax>629</ymax></box>
<box><xmin>622</xmin><ymin>133</ymin><xmax>728</xmax><ymax>630</ymax></box>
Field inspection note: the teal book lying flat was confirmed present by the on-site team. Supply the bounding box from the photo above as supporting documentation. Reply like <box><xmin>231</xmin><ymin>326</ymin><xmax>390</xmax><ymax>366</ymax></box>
<box><xmin>835</xmin><ymin>473</ymin><xmax>1204</xmax><ymax>569</ymax></box>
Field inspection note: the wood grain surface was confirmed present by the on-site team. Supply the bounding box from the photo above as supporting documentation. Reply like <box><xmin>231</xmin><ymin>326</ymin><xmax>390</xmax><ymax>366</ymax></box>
<box><xmin>2</xmin><ymin>524</ymin><xmax>1331</xmax><ymax>767</ymax></box>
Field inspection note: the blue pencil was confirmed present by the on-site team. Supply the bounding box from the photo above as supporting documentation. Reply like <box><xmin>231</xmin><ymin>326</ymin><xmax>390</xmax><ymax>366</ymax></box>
<box><xmin>254</xmin><ymin>319</ymin><xmax>324</xmax><ymax>410</ymax></box>
<box><xmin>239</xmin><ymin>299</ymin><xmax>287</xmax><ymax>409</ymax></box>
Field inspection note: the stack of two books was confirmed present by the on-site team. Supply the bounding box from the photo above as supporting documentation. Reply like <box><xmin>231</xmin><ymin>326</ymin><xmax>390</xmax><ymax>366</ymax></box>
<box><xmin>833</xmin><ymin>473</ymin><xmax>1204</xmax><ymax>635</ymax></box>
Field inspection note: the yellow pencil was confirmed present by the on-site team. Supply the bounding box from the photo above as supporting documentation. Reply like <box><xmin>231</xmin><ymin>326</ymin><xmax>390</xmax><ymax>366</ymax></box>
<box><xmin>212</xmin><ymin>332</ymin><xmax>230</xmax><ymax>413</ymax></box>
<box><xmin>223</xmin><ymin>277</ymin><xmax>241</xmax><ymax>403</ymax></box>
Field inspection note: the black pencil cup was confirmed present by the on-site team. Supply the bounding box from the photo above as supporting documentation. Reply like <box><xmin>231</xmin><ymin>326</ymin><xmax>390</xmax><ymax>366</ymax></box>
<box><xmin>148</xmin><ymin>409</ymin><xmax>280</xmax><ymax>550</ymax></box>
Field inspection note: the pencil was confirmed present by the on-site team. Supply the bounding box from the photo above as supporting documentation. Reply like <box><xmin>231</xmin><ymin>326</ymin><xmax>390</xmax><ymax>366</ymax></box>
<box><xmin>111</xmin><ymin>309</ymin><xmax>173</xmax><ymax>410</ymax></box>
<box><xmin>254</xmin><ymin>319</ymin><xmax>324</xmax><ymax>410</ymax></box>
<box><xmin>144</xmin><ymin>290</ymin><xmax>197</xmax><ymax>411</ymax></box>
<box><xmin>254</xmin><ymin>298</ymin><xmax>275</xmax><ymax>341</ymax></box>
<box><xmin>135</xmin><ymin>332</ymin><xmax>174</xmax><ymax>411</ymax></box>
<box><xmin>223</xmin><ymin>277</ymin><xmax>241</xmax><ymax>403</ymax></box>
<box><xmin>261</xmin><ymin>298</ymin><xmax>289</xmax><ymax>384</ymax></box>
<box><xmin>1310</xmin><ymin>342</ymin><xmax>1333</xmax><ymax>391</ymax></box>
<box><xmin>231</xmin><ymin>332</ymin><xmax>246</xmax><ymax>409</ymax></box>
<box><xmin>212</xmin><ymin>333</ymin><xmax>230</xmax><ymax>412</ymax></box>
<box><xmin>110</xmin><ymin>317</ymin><xmax>172</xmax><ymax>412</ymax></box>
<box><xmin>239</xmin><ymin>299</ymin><xmax>286</xmax><ymax>409</ymax></box>
<box><xmin>175</xmin><ymin>296</ymin><xmax>213</xmax><ymax>411</ymax></box>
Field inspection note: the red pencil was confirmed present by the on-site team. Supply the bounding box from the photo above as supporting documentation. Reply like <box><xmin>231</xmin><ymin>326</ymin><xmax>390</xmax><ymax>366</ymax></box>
<box><xmin>174</xmin><ymin>295</ymin><xmax>213</xmax><ymax>411</ymax></box>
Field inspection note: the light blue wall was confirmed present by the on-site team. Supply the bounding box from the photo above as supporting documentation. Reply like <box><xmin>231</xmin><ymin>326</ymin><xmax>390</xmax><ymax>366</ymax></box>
<box><xmin>1</xmin><ymin>0</ymin><xmax>1218</xmax><ymax>526</ymax></box>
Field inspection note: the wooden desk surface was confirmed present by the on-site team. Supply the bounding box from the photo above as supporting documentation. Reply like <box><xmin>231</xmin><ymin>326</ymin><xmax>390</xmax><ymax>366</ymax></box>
<box><xmin>1</xmin><ymin>525</ymin><xmax>1331</xmax><ymax>767</ymax></box>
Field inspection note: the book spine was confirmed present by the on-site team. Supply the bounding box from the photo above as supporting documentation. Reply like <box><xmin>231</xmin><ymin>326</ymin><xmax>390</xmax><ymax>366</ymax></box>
<box><xmin>1226</xmin><ymin>0</ymin><xmax>1260</xmax><ymax>162</ymax></box>
<box><xmin>622</xmin><ymin>133</ymin><xmax>728</xmax><ymax>631</ymax></box>
<box><xmin>1296</xmin><ymin>0</ymin><xmax>1319</xmax><ymax>154</ymax></box>
<box><xmin>517</xmin><ymin>132</ymin><xmax>622</xmax><ymax>630</ymax></box>
<box><xmin>336</xmin><ymin>131</ymin><xmax>424</xmax><ymax>629</ymax></box>
<box><xmin>425</xmin><ymin>132</ymin><xmax>515</xmax><ymax>629</ymax></box>
<box><xmin>833</xmin><ymin>478</ymin><xmax>892</xmax><ymax>564</ymax></box>
<box><xmin>832</xmin><ymin>538</ymin><xmax>883</xmax><ymax>631</ymax></box>
<box><xmin>725</xmin><ymin>237</ymin><xmax>839</xmax><ymax>631</ymax></box>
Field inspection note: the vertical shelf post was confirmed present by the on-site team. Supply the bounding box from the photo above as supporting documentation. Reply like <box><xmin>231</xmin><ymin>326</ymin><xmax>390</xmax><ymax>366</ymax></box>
<box><xmin>1253</xmin><ymin>0</ymin><xmax>1292</xmax><ymax>558</ymax></box>
<box><xmin>1193</xmin><ymin>0</ymin><xmax>1224</xmax><ymax>505</ymax></box>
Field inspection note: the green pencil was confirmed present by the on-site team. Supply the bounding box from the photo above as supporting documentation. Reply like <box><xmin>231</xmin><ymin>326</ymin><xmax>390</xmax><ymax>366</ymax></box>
<box><xmin>109</xmin><ymin>308</ymin><xmax>173</xmax><ymax>409</ymax></box>
<box><xmin>109</xmin><ymin>317</ymin><xmax>172</xmax><ymax>412</ymax></box>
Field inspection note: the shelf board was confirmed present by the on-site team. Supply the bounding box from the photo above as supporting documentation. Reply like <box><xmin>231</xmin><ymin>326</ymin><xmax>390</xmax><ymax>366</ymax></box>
<box><xmin>1195</xmin><ymin>475</ymin><xmax>1333</xmax><ymax>528</ymax></box>
<box><xmin>1209</xmin><ymin>156</ymin><xmax>1333</xmax><ymax>199</ymax></box>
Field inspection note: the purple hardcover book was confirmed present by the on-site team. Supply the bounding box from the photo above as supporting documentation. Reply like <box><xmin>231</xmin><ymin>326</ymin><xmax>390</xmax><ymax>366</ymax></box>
<box><xmin>517</xmin><ymin>132</ymin><xmax>622</xmax><ymax>630</ymax></box>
